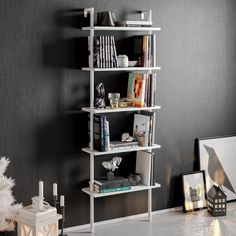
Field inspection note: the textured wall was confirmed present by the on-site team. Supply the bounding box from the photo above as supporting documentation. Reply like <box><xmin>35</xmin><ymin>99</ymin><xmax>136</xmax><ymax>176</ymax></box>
<box><xmin>1</xmin><ymin>0</ymin><xmax>236</xmax><ymax>231</ymax></box>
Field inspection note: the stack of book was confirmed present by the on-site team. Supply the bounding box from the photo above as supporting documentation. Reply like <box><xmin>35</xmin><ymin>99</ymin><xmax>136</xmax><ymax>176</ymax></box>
<box><xmin>88</xmin><ymin>114</ymin><xmax>110</xmax><ymax>152</ymax></box>
<box><xmin>133</xmin><ymin>111</ymin><xmax>155</xmax><ymax>147</ymax></box>
<box><xmin>110</xmin><ymin>140</ymin><xmax>138</xmax><ymax>149</ymax></box>
<box><xmin>93</xmin><ymin>176</ymin><xmax>131</xmax><ymax>193</ymax></box>
<box><xmin>127</xmin><ymin>35</ymin><xmax>154</xmax><ymax>67</ymax></box>
<box><xmin>93</xmin><ymin>35</ymin><xmax>118</xmax><ymax>68</ymax></box>
<box><xmin>127</xmin><ymin>72</ymin><xmax>156</xmax><ymax>107</ymax></box>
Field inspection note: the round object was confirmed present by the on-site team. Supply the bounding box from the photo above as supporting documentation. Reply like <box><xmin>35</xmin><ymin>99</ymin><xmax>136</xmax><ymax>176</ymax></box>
<box><xmin>128</xmin><ymin>173</ymin><xmax>141</xmax><ymax>186</ymax></box>
<box><xmin>118</xmin><ymin>101</ymin><xmax>129</xmax><ymax>108</ymax></box>
<box><xmin>128</xmin><ymin>60</ymin><xmax>138</xmax><ymax>67</ymax></box>
<box><xmin>117</xmin><ymin>55</ymin><xmax>129</xmax><ymax>67</ymax></box>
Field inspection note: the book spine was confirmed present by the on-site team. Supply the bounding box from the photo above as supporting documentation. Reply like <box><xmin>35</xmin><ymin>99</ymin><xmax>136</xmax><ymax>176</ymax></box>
<box><xmin>102</xmin><ymin>36</ymin><xmax>105</xmax><ymax>68</ymax></box>
<box><xmin>110</xmin><ymin>36</ymin><xmax>114</xmax><ymax>68</ymax></box>
<box><xmin>151</xmin><ymin>153</ymin><xmax>156</xmax><ymax>186</ymax></box>
<box><xmin>94</xmin><ymin>178</ymin><xmax>130</xmax><ymax>186</ymax></box>
<box><xmin>107</xmin><ymin>35</ymin><xmax>111</xmax><ymax>68</ymax></box>
<box><xmin>96</xmin><ymin>186</ymin><xmax>131</xmax><ymax>193</ymax></box>
<box><xmin>105</xmin><ymin>35</ymin><xmax>107</xmax><ymax>68</ymax></box>
<box><xmin>140</xmin><ymin>73</ymin><xmax>146</xmax><ymax>108</ymax></box>
<box><xmin>93</xmin><ymin>115</ymin><xmax>102</xmax><ymax>151</ymax></box>
<box><xmin>105</xmin><ymin>120</ymin><xmax>110</xmax><ymax>151</ymax></box>
<box><xmin>112</xmin><ymin>36</ymin><xmax>118</xmax><ymax>67</ymax></box>
<box><xmin>144</xmin><ymin>116</ymin><xmax>150</xmax><ymax>147</ymax></box>
<box><xmin>99</xmin><ymin>36</ymin><xmax>103</xmax><ymax>68</ymax></box>
<box><xmin>94</xmin><ymin>36</ymin><xmax>100</xmax><ymax>68</ymax></box>
<box><xmin>94</xmin><ymin>181</ymin><xmax>131</xmax><ymax>190</ymax></box>
<box><xmin>152</xmin><ymin>112</ymin><xmax>156</xmax><ymax>145</ymax></box>
<box><xmin>150</xmin><ymin>73</ymin><xmax>156</xmax><ymax>107</ymax></box>
<box><xmin>142</xmin><ymin>35</ymin><xmax>147</xmax><ymax>67</ymax></box>
<box><xmin>100</xmin><ymin>115</ymin><xmax>106</xmax><ymax>152</ymax></box>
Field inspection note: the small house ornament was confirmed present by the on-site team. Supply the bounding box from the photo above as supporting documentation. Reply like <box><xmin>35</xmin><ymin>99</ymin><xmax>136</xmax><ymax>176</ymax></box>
<box><xmin>207</xmin><ymin>185</ymin><xmax>227</xmax><ymax>216</ymax></box>
<box><xmin>16</xmin><ymin>205</ymin><xmax>62</xmax><ymax>236</ymax></box>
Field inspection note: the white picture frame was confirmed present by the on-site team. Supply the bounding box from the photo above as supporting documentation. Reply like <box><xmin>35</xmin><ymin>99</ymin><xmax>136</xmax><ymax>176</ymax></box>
<box><xmin>198</xmin><ymin>136</ymin><xmax>236</xmax><ymax>201</ymax></box>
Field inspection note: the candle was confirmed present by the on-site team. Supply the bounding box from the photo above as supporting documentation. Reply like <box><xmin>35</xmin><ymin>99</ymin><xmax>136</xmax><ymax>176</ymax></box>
<box><xmin>39</xmin><ymin>181</ymin><xmax>44</xmax><ymax>198</ymax></box>
<box><xmin>53</xmin><ymin>183</ymin><xmax>57</xmax><ymax>196</ymax></box>
<box><xmin>60</xmin><ymin>195</ymin><xmax>65</xmax><ymax>207</ymax></box>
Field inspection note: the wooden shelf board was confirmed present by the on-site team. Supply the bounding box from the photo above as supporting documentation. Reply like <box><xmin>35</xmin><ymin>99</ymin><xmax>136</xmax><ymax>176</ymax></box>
<box><xmin>82</xmin><ymin>144</ymin><xmax>161</xmax><ymax>156</ymax></box>
<box><xmin>82</xmin><ymin>26</ymin><xmax>161</xmax><ymax>32</ymax></box>
<box><xmin>82</xmin><ymin>106</ymin><xmax>161</xmax><ymax>114</ymax></box>
<box><xmin>82</xmin><ymin>183</ymin><xmax>161</xmax><ymax>198</ymax></box>
<box><xmin>81</xmin><ymin>67</ymin><xmax>161</xmax><ymax>72</ymax></box>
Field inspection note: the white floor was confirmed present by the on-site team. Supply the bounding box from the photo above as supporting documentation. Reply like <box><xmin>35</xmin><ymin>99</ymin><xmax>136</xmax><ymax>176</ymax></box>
<box><xmin>67</xmin><ymin>202</ymin><xmax>236</xmax><ymax>236</ymax></box>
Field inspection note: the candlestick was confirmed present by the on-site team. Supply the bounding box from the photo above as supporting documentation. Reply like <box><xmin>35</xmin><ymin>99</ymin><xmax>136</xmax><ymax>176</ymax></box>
<box><xmin>60</xmin><ymin>195</ymin><xmax>65</xmax><ymax>207</ymax></box>
<box><xmin>60</xmin><ymin>205</ymin><xmax>67</xmax><ymax>236</ymax></box>
<box><xmin>39</xmin><ymin>181</ymin><xmax>43</xmax><ymax>198</ymax></box>
<box><xmin>53</xmin><ymin>183</ymin><xmax>57</xmax><ymax>196</ymax></box>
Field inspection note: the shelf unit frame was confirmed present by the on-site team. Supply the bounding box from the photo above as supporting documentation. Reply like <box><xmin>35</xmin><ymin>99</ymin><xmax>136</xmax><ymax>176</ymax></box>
<box><xmin>81</xmin><ymin>7</ymin><xmax>161</xmax><ymax>232</ymax></box>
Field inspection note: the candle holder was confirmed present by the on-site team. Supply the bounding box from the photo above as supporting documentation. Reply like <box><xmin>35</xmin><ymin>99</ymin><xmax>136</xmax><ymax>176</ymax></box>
<box><xmin>53</xmin><ymin>195</ymin><xmax>59</xmax><ymax>209</ymax></box>
<box><xmin>59</xmin><ymin>205</ymin><xmax>67</xmax><ymax>236</ymax></box>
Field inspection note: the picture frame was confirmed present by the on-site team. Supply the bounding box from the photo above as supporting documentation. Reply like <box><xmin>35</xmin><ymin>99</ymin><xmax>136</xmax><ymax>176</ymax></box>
<box><xmin>182</xmin><ymin>170</ymin><xmax>207</xmax><ymax>212</ymax></box>
<box><xmin>198</xmin><ymin>135</ymin><xmax>236</xmax><ymax>201</ymax></box>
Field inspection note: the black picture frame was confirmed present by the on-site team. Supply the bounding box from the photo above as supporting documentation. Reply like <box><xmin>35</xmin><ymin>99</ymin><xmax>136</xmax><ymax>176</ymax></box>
<box><xmin>182</xmin><ymin>170</ymin><xmax>207</xmax><ymax>213</ymax></box>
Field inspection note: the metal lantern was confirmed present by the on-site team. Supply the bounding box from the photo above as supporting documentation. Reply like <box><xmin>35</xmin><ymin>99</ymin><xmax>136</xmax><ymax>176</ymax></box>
<box><xmin>207</xmin><ymin>185</ymin><xmax>227</xmax><ymax>216</ymax></box>
<box><xmin>16</xmin><ymin>205</ymin><xmax>62</xmax><ymax>236</ymax></box>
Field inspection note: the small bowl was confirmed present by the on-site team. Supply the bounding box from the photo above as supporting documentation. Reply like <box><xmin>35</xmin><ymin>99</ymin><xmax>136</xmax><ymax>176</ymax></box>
<box><xmin>128</xmin><ymin>173</ymin><xmax>141</xmax><ymax>186</ymax></box>
<box><xmin>128</xmin><ymin>61</ymin><xmax>138</xmax><ymax>67</ymax></box>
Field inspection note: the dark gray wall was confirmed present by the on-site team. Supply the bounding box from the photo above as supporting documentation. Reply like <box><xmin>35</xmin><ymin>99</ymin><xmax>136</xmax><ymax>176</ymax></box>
<box><xmin>1</xmin><ymin>0</ymin><xmax>236</xmax><ymax>231</ymax></box>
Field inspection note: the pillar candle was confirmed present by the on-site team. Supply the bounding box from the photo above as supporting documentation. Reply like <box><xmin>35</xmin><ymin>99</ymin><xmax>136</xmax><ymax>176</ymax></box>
<box><xmin>60</xmin><ymin>195</ymin><xmax>65</xmax><ymax>207</ymax></box>
<box><xmin>39</xmin><ymin>181</ymin><xmax>44</xmax><ymax>198</ymax></box>
<box><xmin>53</xmin><ymin>183</ymin><xmax>57</xmax><ymax>196</ymax></box>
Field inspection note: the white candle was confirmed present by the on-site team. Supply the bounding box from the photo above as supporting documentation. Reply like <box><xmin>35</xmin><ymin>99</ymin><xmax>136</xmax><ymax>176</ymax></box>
<box><xmin>39</xmin><ymin>181</ymin><xmax>44</xmax><ymax>198</ymax></box>
<box><xmin>53</xmin><ymin>183</ymin><xmax>57</xmax><ymax>196</ymax></box>
<box><xmin>60</xmin><ymin>195</ymin><xmax>65</xmax><ymax>207</ymax></box>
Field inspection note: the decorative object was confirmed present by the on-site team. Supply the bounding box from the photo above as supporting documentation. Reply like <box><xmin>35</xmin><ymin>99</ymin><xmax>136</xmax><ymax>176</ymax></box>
<box><xmin>53</xmin><ymin>183</ymin><xmax>58</xmax><ymax>208</ymax></box>
<box><xmin>95</xmin><ymin>83</ymin><xmax>106</xmax><ymax>108</ymax></box>
<box><xmin>59</xmin><ymin>195</ymin><xmax>67</xmax><ymax>236</ymax></box>
<box><xmin>0</xmin><ymin>157</ymin><xmax>21</xmax><ymax>232</ymax></box>
<box><xmin>198</xmin><ymin>136</ymin><xmax>236</xmax><ymax>201</ymax></box>
<box><xmin>121</xmin><ymin>133</ymin><xmax>134</xmax><ymax>142</ymax></box>
<box><xmin>39</xmin><ymin>181</ymin><xmax>44</xmax><ymax>198</ymax></box>
<box><xmin>207</xmin><ymin>185</ymin><xmax>227</xmax><ymax>216</ymax></box>
<box><xmin>182</xmin><ymin>171</ymin><xmax>207</xmax><ymax>212</ymax></box>
<box><xmin>118</xmin><ymin>98</ymin><xmax>132</xmax><ymax>108</ymax></box>
<box><xmin>97</xmin><ymin>11</ymin><xmax>116</xmax><ymax>26</ymax></box>
<box><xmin>117</xmin><ymin>55</ymin><xmax>129</xmax><ymax>67</ymax></box>
<box><xmin>108</xmin><ymin>93</ymin><xmax>120</xmax><ymax>109</ymax></box>
<box><xmin>102</xmin><ymin>157</ymin><xmax>122</xmax><ymax>180</ymax></box>
<box><xmin>16</xmin><ymin>205</ymin><xmax>61</xmax><ymax>236</ymax></box>
<box><xmin>32</xmin><ymin>196</ymin><xmax>50</xmax><ymax>211</ymax></box>
<box><xmin>116</xmin><ymin>10</ymin><xmax>152</xmax><ymax>27</ymax></box>
<box><xmin>128</xmin><ymin>173</ymin><xmax>141</xmax><ymax>186</ymax></box>
<box><xmin>128</xmin><ymin>60</ymin><xmax>138</xmax><ymax>67</ymax></box>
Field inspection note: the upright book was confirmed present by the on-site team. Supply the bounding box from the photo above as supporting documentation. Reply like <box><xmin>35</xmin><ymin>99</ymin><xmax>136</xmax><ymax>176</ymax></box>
<box><xmin>136</xmin><ymin>151</ymin><xmax>152</xmax><ymax>186</ymax></box>
<box><xmin>127</xmin><ymin>72</ymin><xmax>146</xmax><ymax>107</ymax></box>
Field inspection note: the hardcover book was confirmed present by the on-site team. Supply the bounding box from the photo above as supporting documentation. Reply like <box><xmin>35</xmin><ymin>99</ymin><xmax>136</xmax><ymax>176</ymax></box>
<box><xmin>94</xmin><ymin>185</ymin><xmax>131</xmax><ymax>193</ymax></box>
<box><xmin>94</xmin><ymin>176</ymin><xmax>129</xmax><ymax>187</ymax></box>
<box><xmin>136</xmin><ymin>151</ymin><xmax>152</xmax><ymax>186</ymax></box>
<box><xmin>127</xmin><ymin>72</ymin><xmax>146</xmax><ymax>107</ymax></box>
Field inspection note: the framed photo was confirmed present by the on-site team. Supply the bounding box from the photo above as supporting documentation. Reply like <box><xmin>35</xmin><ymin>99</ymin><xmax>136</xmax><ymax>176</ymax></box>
<box><xmin>182</xmin><ymin>171</ymin><xmax>207</xmax><ymax>212</ymax></box>
<box><xmin>198</xmin><ymin>136</ymin><xmax>236</xmax><ymax>201</ymax></box>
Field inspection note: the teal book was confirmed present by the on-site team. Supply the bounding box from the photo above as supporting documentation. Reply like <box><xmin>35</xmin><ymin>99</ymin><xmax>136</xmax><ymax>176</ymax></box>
<box><xmin>98</xmin><ymin>186</ymin><xmax>131</xmax><ymax>194</ymax></box>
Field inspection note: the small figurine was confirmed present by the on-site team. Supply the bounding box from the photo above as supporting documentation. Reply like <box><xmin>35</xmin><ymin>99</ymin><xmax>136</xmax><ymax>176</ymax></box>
<box><xmin>102</xmin><ymin>157</ymin><xmax>122</xmax><ymax>180</ymax></box>
<box><xmin>95</xmin><ymin>83</ymin><xmax>106</xmax><ymax>108</ymax></box>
